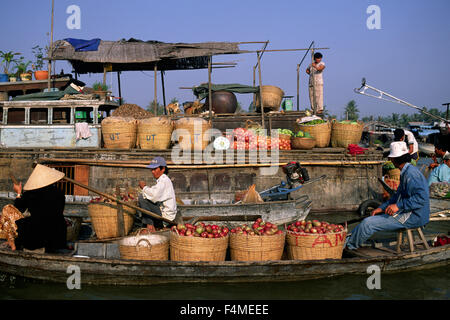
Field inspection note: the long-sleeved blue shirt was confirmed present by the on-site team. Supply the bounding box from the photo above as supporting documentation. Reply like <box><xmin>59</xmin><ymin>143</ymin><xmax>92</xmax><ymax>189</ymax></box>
<box><xmin>428</xmin><ymin>163</ymin><xmax>450</xmax><ymax>186</ymax></box>
<box><xmin>380</xmin><ymin>163</ymin><xmax>430</xmax><ymax>228</ymax></box>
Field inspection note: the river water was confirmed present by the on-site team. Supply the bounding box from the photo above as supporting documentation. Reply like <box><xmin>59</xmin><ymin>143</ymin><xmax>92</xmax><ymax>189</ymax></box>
<box><xmin>1</xmin><ymin>158</ymin><xmax>449</xmax><ymax>300</ymax></box>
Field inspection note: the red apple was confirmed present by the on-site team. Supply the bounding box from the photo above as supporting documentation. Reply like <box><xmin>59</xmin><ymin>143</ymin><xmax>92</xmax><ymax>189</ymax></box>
<box><xmin>201</xmin><ymin>232</ymin><xmax>208</xmax><ymax>238</ymax></box>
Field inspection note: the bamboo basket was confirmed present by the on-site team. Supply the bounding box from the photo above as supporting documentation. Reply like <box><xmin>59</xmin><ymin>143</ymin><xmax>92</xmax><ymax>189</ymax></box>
<box><xmin>286</xmin><ymin>229</ymin><xmax>347</xmax><ymax>260</ymax></box>
<box><xmin>119</xmin><ymin>233</ymin><xmax>169</xmax><ymax>261</ymax></box>
<box><xmin>387</xmin><ymin>169</ymin><xmax>401</xmax><ymax>181</ymax></box>
<box><xmin>229</xmin><ymin>232</ymin><xmax>285</xmax><ymax>261</ymax></box>
<box><xmin>173</xmin><ymin>117</ymin><xmax>212</xmax><ymax>151</ymax></box>
<box><xmin>101</xmin><ymin>117</ymin><xmax>137</xmax><ymax>149</ymax></box>
<box><xmin>137</xmin><ymin>117</ymin><xmax>173</xmax><ymax>150</ymax></box>
<box><xmin>88</xmin><ymin>202</ymin><xmax>135</xmax><ymax>239</ymax></box>
<box><xmin>170</xmin><ymin>232</ymin><xmax>228</xmax><ymax>261</ymax></box>
<box><xmin>278</xmin><ymin>134</ymin><xmax>291</xmax><ymax>141</ymax></box>
<box><xmin>295</xmin><ymin>121</ymin><xmax>331</xmax><ymax>148</ymax></box>
<box><xmin>330</xmin><ymin>121</ymin><xmax>365</xmax><ymax>148</ymax></box>
<box><xmin>291</xmin><ymin>137</ymin><xmax>316</xmax><ymax>150</ymax></box>
<box><xmin>255</xmin><ymin>85</ymin><xmax>285</xmax><ymax>111</ymax></box>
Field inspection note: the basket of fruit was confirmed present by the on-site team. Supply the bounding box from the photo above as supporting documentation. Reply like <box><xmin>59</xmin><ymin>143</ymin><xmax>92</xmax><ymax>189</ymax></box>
<box><xmin>292</xmin><ymin>131</ymin><xmax>316</xmax><ymax>150</ymax></box>
<box><xmin>295</xmin><ymin>119</ymin><xmax>331</xmax><ymax>148</ymax></box>
<box><xmin>229</xmin><ymin>219</ymin><xmax>285</xmax><ymax>261</ymax></box>
<box><xmin>88</xmin><ymin>196</ymin><xmax>136</xmax><ymax>239</ymax></box>
<box><xmin>286</xmin><ymin>220</ymin><xmax>347</xmax><ymax>260</ymax></box>
<box><xmin>119</xmin><ymin>230</ymin><xmax>169</xmax><ymax>261</ymax></box>
<box><xmin>331</xmin><ymin>120</ymin><xmax>365</xmax><ymax>148</ymax></box>
<box><xmin>169</xmin><ymin>223</ymin><xmax>229</xmax><ymax>261</ymax></box>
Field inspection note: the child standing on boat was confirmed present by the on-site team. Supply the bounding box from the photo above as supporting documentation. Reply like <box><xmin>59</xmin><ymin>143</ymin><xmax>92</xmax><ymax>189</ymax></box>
<box><xmin>306</xmin><ymin>52</ymin><xmax>325</xmax><ymax>115</ymax></box>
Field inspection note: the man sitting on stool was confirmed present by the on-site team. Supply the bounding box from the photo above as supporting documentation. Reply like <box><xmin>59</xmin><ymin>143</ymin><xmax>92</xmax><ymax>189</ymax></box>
<box><xmin>138</xmin><ymin>157</ymin><xmax>177</xmax><ymax>232</ymax></box>
<box><xmin>346</xmin><ymin>141</ymin><xmax>430</xmax><ymax>250</ymax></box>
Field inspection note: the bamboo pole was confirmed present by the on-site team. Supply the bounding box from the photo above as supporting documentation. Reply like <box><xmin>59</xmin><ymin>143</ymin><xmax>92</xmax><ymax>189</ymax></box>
<box><xmin>47</xmin><ymin>0</ymin><xmax>55</xmax><ymax>91</ymax></box>
<box><xmin>117</xmin><ymin>72</ymin><xmax>122</xmax><ymax>105</ymax></box>
<box><xmin>296</xmin><ymin>64</ymin><xmax>300</xmax><ymax>111</ymax></box>
<box><xmin>154</xmin><ymin>64</ymin><xmax>157</xmax><ymax>115</ymax></box>
<box><xmin>208</xmin><ymin>56</ymin><xmax>213</xmax><ymax>123</ymax></box>
<box><xmin>62</xmin><ymin>176</ymin><xmax>176</xmax><ymax>225</ymax></box>
<box><xmin>161</xmin><ymin>70</ymin><xmax>167</xmax><ymax>111</ymax></box>
<box><xmin>257</xmin><ymin>52</ymin><xmax>265</xmax><ymax>129</ymax></box>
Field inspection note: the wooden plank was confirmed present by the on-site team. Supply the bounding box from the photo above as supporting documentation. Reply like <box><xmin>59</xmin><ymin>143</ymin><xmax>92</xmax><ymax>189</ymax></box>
<box><xmin>73</xmin><ymin>165</ymin><xmax>89</xmax><ymax>196</ymax></box>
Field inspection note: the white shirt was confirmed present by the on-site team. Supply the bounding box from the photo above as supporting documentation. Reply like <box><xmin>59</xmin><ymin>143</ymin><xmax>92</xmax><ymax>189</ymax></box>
<box><xmin>308</xmin><ymin>61</ymin><xmax>325</xmax><ymax>85</ymax></box>
<box><xmin>404</xmin><ymin>130</ymin><xmax>418</xmax><ymax>155</ymax></box>
<box><xmin>142</xmin><ymin>174</ymin><xmax>177</xmax><ymax>221</ymax></box>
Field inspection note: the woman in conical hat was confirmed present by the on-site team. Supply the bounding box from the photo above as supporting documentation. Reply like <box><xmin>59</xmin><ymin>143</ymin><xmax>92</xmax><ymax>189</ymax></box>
<box><xmin>1</xmin><ymin>164</ymin><xmax>67</xmax><ymax>252</ymax></box>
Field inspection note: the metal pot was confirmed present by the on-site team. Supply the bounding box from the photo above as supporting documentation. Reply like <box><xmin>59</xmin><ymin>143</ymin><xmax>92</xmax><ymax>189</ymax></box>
<box><xmin>204</xmin><ymin>90</ymin><xmax>237</xmax><ymax>114</ymax></box>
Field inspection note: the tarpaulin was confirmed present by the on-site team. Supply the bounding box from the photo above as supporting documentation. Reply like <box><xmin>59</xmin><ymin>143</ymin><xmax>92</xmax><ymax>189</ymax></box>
<box><xmin>64</xmin><ymin>38</ymin><xmax>101</xmax><ymax>52</ymax></box>
<box><xmin>193</xmin><ymin>83</ymin><xmax>259</xmax><ymax>101</ymax></box>
<box><xmin>12</xmin><ymin>86</ymin><xmax>80</xmax><ymax>101</ymax></box>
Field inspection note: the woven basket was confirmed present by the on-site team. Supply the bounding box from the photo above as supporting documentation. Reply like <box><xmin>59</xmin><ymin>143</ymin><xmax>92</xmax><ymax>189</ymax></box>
<box><xmin>170</xmin><ymin>232</ymin><xmax>229</xmax><ymax>261</ymax></box>
<box><xmin>229</xmin><ymin>232</ymin><xmax>285</xmax><ymax>261</ymax></box>
<box><xmin>387</xmin><ymin>169</ymin><xmax>401</xmax><ymax>181</ymax></box>
<box><xmin>330</xmin><ymin>121</ymin><xmax>365</xmax><ymax>148</ymax></box>
<box><xmin>292</xmin><ymin>137</ymin><xmax>316</xmax><ymax>150</ymax></box>
<box><xmin>119</xmin><ymin>233</ymin><xmax>169</xmax><ymax>261</ymax></box>
<box><xmin>101</xmin><ymin>117</ymin><xmax>137</xmax><ymax>149</ymax></box>
<box><xmin>286</xmin><ymin>229</ymin><xmax>347</xmax><ymax>260</ymax></box>
<box><xmin>137</xmin><ymin>117</ymin><xmax>173</xmax><ymax>150</ymax></box>
<box><xmin>88</xmin><ymin>202</ymin><xmax>135</xmax><ymax>239</ymax></box>
<box><xmin>66</xmin><ymin>217</ymin><xmax>82</xmax><ymax>242</ymax></box>
<box><xmin>174</xmin><ymin>117</ymin><xmax>212</xmax><ymax>151</ymax></box>
<box><xmin>255</xmin><ymin>85</ymin><xmax>285</xmax><ymax>111</ymax></box>
<box><xmin>278</xmin><ymin>134</ymin><xmax>291</xmax><ymax>141</ymax></box>
<box><xmin>295</xmin><ymin>122</ymin><xmax>331</xmax><ymax>148</ymax></box>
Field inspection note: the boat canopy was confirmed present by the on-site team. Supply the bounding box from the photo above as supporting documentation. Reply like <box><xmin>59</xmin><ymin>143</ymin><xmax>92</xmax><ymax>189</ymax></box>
<box><xmin>49</xmin><ymin>38</ymin><xmax>246</xmax><ymax>74</ymax></box>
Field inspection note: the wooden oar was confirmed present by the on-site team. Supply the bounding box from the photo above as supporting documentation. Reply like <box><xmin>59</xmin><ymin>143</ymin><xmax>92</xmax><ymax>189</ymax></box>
<box><xmin>62</xmin><ymin>176</ymin><xmax>177</xmax><ymax>226</ymax></box>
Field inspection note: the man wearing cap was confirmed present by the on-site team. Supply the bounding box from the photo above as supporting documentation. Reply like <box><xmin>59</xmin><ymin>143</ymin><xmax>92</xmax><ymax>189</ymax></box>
<box><xmin>346</xmin><ymin>141</ymin><xmax>430</xmax><ymax>250</ymax></box>
<box><xmin>428</xmin><ymin>151</ymin><xmax>450</xmax><ymax>186</ymax></box>
<box><xmin>394</xmin><ymin>128</ymin><xmax>419</xmax><ymax>161</ymax></box>
<box><xmin>2</xmin><ymin>164</ymin><xmax>67</xmax><ymax>252</ymax></box>
<box><xmin>138</xmin><ymin>157</ymin><xmax>177</xmax><ymax>232</ymax></box>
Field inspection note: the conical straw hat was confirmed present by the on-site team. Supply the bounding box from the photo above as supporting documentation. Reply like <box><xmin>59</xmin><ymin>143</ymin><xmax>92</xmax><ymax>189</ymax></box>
<box><xmin>23</xmin><ymin>164</ymin><xmax>65</xmax><ymax>191</ymax></box>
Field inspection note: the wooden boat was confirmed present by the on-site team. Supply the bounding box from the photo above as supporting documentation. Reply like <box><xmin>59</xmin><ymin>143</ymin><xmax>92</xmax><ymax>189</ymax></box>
<box><xmin>0</xmin><ymin>240</ymin><xmax>448</xmax><ymax>286</ymax></box>
<box><xmin>418</xmin><ymin>142</ymin><xmax>435</xmax><ymax>156</ymax></box>
<box><xmin>430</xmin><ymin>197</ymin><xmax>449</xmax><ymax>214</ymax></box>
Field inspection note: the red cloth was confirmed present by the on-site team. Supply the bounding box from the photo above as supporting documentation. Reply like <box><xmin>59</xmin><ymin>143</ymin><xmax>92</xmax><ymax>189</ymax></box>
<box><xmin>347</xmin><ymin>144</ymin><xmax>368</xmax><ymax>155</ymax></box>
<box><xmin>433</xmin><ymin>236</ymin><xmax>450</xmax><ymax>247</ymax></box>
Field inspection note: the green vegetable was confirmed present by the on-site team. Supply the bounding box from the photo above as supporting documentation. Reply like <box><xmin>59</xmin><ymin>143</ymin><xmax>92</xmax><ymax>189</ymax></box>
<box><xmin>302</xmin><ymin>119</ymin><xmax>325</xmax><ymax>125</ymax></box>
<box><xmin>382</xmin><ymin>161</ymin><xmax>396</xmax><ymax>170</ymax></box>
<box><xmin>295</xmin><ymin>131</ymin><xmax>304</xmax><ymax>137</ymax></box>
<box><xmin>277</xmin><ymin>128</ymin><xmax>294</xmax><ymax>136</ymax></box>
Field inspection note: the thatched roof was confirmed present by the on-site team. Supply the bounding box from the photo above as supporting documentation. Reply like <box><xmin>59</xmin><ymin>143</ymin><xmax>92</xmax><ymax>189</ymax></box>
<box><xmin>50</xmin><ymin>38</ymin><xmax>244</xmax><ymax>74</ymax></box>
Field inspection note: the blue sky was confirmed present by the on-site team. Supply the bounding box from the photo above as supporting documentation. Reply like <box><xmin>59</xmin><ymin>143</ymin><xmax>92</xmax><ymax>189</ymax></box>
<box><xmin>1</xmin><ymin>0</ymin><xmax>449</xmax><ymax>118</ymax></box>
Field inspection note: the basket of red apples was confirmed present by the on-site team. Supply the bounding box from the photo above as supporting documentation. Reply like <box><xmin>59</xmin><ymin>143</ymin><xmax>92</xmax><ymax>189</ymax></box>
<box><xmin>169</xmin><ymin>222</ymin><xmax>229</xmax><ymax>261</ymax></box>
<box><xmin>229</xmin><ymin>218</ymin><xmax>285</xmax><ymax>261</ymax></box>
<box><xmin>286</xmin><ymin>220</ymin><xmax>347</xmax><ymax>260</ymax></box>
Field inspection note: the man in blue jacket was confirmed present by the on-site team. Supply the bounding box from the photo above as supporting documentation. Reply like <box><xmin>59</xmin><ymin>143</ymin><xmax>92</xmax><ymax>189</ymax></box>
<box><xmin>346</xmin><ymin>141</ymin><xmax>430</xmax><ymax>249</ymax></box>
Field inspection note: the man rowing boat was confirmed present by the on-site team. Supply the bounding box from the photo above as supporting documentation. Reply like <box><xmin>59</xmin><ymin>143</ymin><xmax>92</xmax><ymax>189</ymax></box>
<box><xmin>346</xmin><ymin>141</ymin><xmax>430</xmax><ymax>249</ymax></box>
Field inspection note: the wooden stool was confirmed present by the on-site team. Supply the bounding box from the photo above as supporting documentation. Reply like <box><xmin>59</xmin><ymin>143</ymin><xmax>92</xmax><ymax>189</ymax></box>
<box><xmin>396</xmin><ymin>227</ymin><xmax>430</xmax><ymax>253</ymax></box>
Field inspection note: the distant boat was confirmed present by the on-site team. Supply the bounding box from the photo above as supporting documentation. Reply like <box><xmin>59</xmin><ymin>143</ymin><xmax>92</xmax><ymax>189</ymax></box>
<box><xmin>419</xmin><ymin>143</ymin><xmax>435</xmax><ymax>156</ymax></box>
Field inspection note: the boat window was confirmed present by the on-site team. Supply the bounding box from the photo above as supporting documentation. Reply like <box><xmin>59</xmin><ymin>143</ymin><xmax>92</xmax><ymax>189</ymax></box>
<box><xmin>98</xmin><ymin>105</ymin><xmax>115</xmax><ymax>121</ymax></box>
<box><xmin>75</xmin><ymin>107</ymin><xmax>94</xmax><ymax>124</ymax></box>
<box><xmin>53</xmin><ymin>107</ymin><xmax>71</xmax><ymax>124</ymax></box>
<box><xmin>7</xmin><ymin>108</ymin><xmax>25</xmax><ymax>124</ymax></box>
<box><xmin>30</xmin><ymin>108</ymin><xmax>48</xmax><ymax>124</ymax></box>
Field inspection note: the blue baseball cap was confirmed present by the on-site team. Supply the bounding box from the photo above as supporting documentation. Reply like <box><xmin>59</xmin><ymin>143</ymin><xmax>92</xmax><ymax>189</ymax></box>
<box><xmin>146</xmin><ymin>156</ymin><xmax>167</xmax><ymax>169</ymax></box>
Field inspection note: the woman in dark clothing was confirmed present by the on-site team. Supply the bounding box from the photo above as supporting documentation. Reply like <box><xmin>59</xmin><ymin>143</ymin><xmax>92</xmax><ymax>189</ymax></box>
<box><xmin>7</xmin><ymin>164</ymin><xmax>67</xmax><ymax>252</ymax></box>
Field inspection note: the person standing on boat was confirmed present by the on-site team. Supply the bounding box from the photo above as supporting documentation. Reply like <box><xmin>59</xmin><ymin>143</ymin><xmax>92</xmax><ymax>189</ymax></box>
<box><xmin>346</xmin><ymin>142</ymin><xmax>430</xmax><ymax>250</ymax></box>
<box><xmin>394</xmin><ymin>128</ymin><xmax>419</xmax><ymax>161</ymax></box>
<box><xmin>428</xmin><ymin>151</ymin><xmax>450</xmax><ymax>185</ymax></box>
<box><xmin>138</xmin><ymin>157</ymin><xmax>177</xmax><ymax>232</ymax></box>
<box><xmin>306</xmin><ymin>52</ymin><xmax>325</xmax><ymax>115</ymax></box>
<box><xmin>0</xmin><ymin>164</ymin><xmax>67</xmax><ymax>252</ymax></box>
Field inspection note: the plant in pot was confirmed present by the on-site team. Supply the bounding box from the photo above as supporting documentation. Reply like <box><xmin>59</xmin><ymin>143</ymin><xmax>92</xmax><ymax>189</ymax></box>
<box><xmin>92</xmin><ymin>81</ymin><xmax>109</xmax><ymax>100</ymax></box>
<box><xmin>0</xmin><ymin>50</ymin><xmax>21</xmax><ymax>82</ymax></box>
<box><xmin>14</xmin><ymin>57</ymin><xmax>33</xmax><ymax>81</ymax></box>
<box><xmin>32</xmin><ymin>45</ymin><xmax>49</xmax><ymax>80</ymax></box>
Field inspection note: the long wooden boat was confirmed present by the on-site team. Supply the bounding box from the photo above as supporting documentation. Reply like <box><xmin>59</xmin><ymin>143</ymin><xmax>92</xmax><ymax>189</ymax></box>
<box><xmin>430</xmin><ymin>197</ymin><xmax>450</xmax><ymax>213</ymax></box>
<box><xmin>0</xmin><ymin>242</ymin><xmax>448</xmax><ymax>285</ymax></box>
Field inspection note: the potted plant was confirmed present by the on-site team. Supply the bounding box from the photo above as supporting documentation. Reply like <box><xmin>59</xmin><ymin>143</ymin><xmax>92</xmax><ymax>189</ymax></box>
<box><xmin>14</xmin><ymin>57</ymin><xmax>33</xmax><ymax>81</ymax></box>
<box><xmin>92</xmin><ymin>81</ymin><xmax>109</xmax><ymax>100</ymax></box>
<box><xmin>0</xmin><ymin>50</ymin><xmax>20</xmax><ymax>82</ymax></box>
<box><xmin>32</xmin><ymin>45</ymin><xmax>49</xmax><ymax>80</ymax></box>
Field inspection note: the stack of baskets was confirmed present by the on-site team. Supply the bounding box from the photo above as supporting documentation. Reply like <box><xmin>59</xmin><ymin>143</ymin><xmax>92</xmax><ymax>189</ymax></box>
<box><xmin>255</xmin><ymin>85</ymin><xmax>285</xmax><ymax>112</ymax></box>
<box><xmin>330</xmin><ymin>121</ymin><xmax>365</xmax><ymax>148</ymax></box>
<box><xmin>229</xmin><ymin>232</ymin><xmax>285</xmax><ymax>261</ymax></box>
<box><xmin>88</xmin><ymin>202</ymin><xmax>135</xmax><ymax>239</ymax></box>
<box><xmin>295</xmin><ymin>121</ymin><xmax>331</xmax><ymax>148</ymax></box>
<box><xmin>170</xmin><ymin>232</ymin><xmax>229</xmax><ymax>261</ymax></box>
<box><xmin>286</xmin><ymin>228</ymin><xmax>347</xmax><ymax>260</ymax></box>
<box><xmin>173</xmin><ymin>117</ymin><xmax>212</xmax><ymax>151</ymax></box>
<box><xmin>137</xmin><ymin>116</ymin><xmax>173</xmax><ymax>150</ymax></box>
<box><xmin>101</xmin><ymin>117</ymin><xmax>138</xmax><ymax>149</ymax></box>
<box><xmin>119</xmin><ymin>231</ymin><xmax>169</xmax><ymax>261</ymax></box>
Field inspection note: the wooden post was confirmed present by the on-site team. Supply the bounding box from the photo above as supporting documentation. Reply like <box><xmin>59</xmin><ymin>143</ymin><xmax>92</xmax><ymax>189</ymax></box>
<box><xmin>154</xmin><ymin>64</ymin><xmax>157</xmax><ymax>115</ymax></box>
<box><xmin>296</xmin><ymin>64</ymin><xmax>300</xmax><ymax>111</ymax></box>
<box><xmin>117</xmin><ymin>72</ymin><xmax>122</xmax><ymax>105</ymax></box>
<box><xmin>310</xmin><ymin>48</ymin><xmax>316</xmax><ymax>115</ymax></box>
<box><xmin>257</xmin><ymin>52</ymin><xmax>265</xmax><ymax>129</ymax></box>
<box><xmin>103</xmin><ymin>65</ymin><xmax>107</xmax><ymax>86</ymax></box>
<box><xmin>208</xmin><ymin>56</ymin><xmax>213</xmax><ymax>123</ymax></box>
<box><xmin>252</xmin><ymin>66</ymin><xmax>256</xmax><ymax>111</ymax></box>
<box><xmin>47</xmin><ymin>0</ymin><xmax>55</xmax><ymax>91</ymax></box>
<box><xmin>161</xmin><ymin>70</ymin><xmax>167</xmax><ymax>112</ymax></box>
